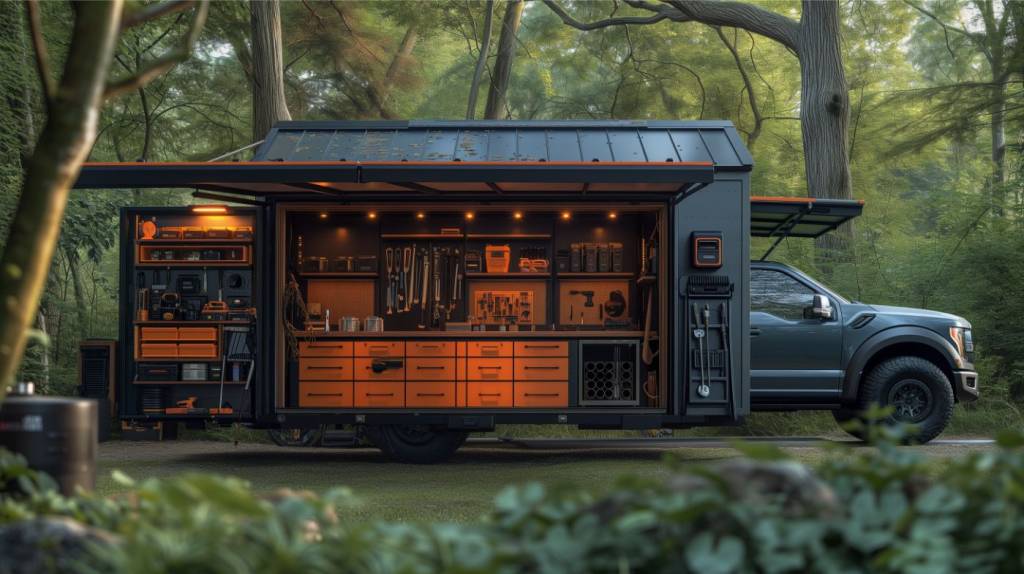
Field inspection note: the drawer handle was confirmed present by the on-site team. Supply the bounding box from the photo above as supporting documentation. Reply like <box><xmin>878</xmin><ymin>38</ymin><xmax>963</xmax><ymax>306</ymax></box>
<box><xmin>308</xmin><ymin>344</ymin><xmax>346</xmax><ymax>348</ymax></box>
<box><xmin>524</xmin><ymin>392</ymin><xmax>560</xmax><ymax>397</ymax></box>
<box><xmin>416</xmin><ymin>392</ymin><xmax>445</xmax><ymax>397</ymax></box>
<box><xmin>365</xmin><ymin>392</ymin><xmax>395</xmax><ymax>397</ymax></box>
<box><xmin>367</xmin><ymin>345</ymin><xmax>393</xmax><ymax>350</ymax></box>
<box><xmin>416</xmin><ymin>365</ymin><xmax>446</xmax><ymax>370</ymax></box>
<box><xmin>477</xmin><ymin>392</ymin><xmax>503</xmax><ymax>397</ymax></box>
<box><xmin>307</xmin><ymin>366</ymin><xmax>344</xmax><ymax>370</ymax></box>
<box><xmin>370</xmin><ymin>360</ymin><xmax>403</xmax><ymax>373</ymax></box>
<box><xmin>415</xmin><ymin>344</ymin><xmax>442</xmax><ymax>349</ymax></box>
<box><xmin>524</xmin><ymin>366</ymin><xmax>560</xmax><ymax>370</ymax></box>
<box><xmin>524</xmin><ymin>344</ymin><xmax>561</xmax><ymax>349</ymax></box>
<box><xmin>477</xmin><ymin>365</ymin><xmax>503</xmax><ymax>370</ymax></box>
<box><xmin>307</xmin><ymin>392</ymin><xmax>345</xmax><ymax>397</ymax></box>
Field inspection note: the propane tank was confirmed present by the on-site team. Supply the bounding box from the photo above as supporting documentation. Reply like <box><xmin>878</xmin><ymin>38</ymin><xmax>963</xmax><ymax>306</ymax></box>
<box><xmin>0</xmin><ymin>382</ymin><xmax>97</xmax><ymax>495</ymax></box>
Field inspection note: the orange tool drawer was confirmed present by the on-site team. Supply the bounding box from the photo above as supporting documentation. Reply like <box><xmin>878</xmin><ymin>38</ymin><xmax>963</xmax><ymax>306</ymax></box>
<box><xmin>405</xmin><ymin>382</ymin><xmax>456</xmax><ymax>408</ymax></box>
<box><xmin>354</xmin><ymin>382</ymin><xmax>405</xmax><ymax>408</ymax></box>
<box><xmin>178</xmin><ymin>327</ymin><xmax>218</xmax><ymax>341</ymax></box>
<box><xmin>298</xmin><ymin>382</ymin><xmax>354</xmax><ymax>408</ymax></box>
<box><xmin>355</xmin><ymin>357</ymin><xmax>405</xmax><ymax>381</ymax></box>
<box><xmin>514</xmin><ymin>382</ymin><xmax>569</xmax><ymax>408</ymax></box>
<box><xmin>514</xmin><ymin>341</ymin><xmax>568</xmax><ymax>357</ymax></box>
<box><xmin>467</xmin><ymin>358</ymin><xmax>513</xmax><ymax>381</ymax></box>
<box><xmin>465</xmin><ymin>382</ymin><xmax>513</xmax><ymax>407</ymax></box>
<box><xmin>299</xmin><ymin>358</ymin><xmax>354</xmax><ymax>381</ymax></box>
<box><xmin>299</xmin><ymin>341</ymin><xmax>353</xmax><ymax>357</ymax></box>
<box><xmin>467</xmin><ymin>341</ymin><xmax>512</xmax><ymax>357</ymax></box>
<box><xmin>406</xmin><ymin>341</ymin><xmax>455</xmax><ymax>357</ymax></box>
<box><xmin>406</xmin><ymin>357</ymin><xmax>456</xmax><ymax>381</ymax></box>
<box><xmin>178</xmin><ymin>343</ymin><xmax>218</xmax><ymax>358</ymax></box>
<box><xmin>139</xmin><ymin>343</ymin><xmax>178</xmax><ymax>358</ymax></box>
<box><xmin>355</xmin><ymin>341</ymin><xmax>405</xmax><ymax>358</ymax></box>
<box><xmin>514</xmin><ymin>357</ymin><xmax>569</xmax><ymax>381</ymax></box>
<box><xmin>140</xmin><ymin>327</ymin><xmax>178</xmax><ymax>341</ymax></box>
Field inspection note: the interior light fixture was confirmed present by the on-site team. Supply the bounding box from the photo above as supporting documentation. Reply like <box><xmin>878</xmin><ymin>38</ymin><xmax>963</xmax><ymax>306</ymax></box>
<box><xmin>465</xmin><ymin>212</ymin><xmax>475</xmax><ymax>220</ymax></box>
<box><xmin>561</xmin><ymin>211</ymin><xmax>571</xmax><ymax>221</ymax></box>
<box><xmin>319</xmin><ymin>212</ymin><xmax>328</xmax><ymax>219</ymax></box>
<box><xmin>367</xmin><ymin>211</ymin><xmax>378</xmax><ymax>220</ymax></box>
<box><xmin>513</xmin><ymin>211</ymin><xmax>523</xmax><ymax>220</ymax></box>
<box><xmin>191</xmin><ymin>205</ymin><xmax>227</xmax><ymax>214</ymax></box>
<box><xmin>608</xmin><ymin>211</ymin><xmax>618</xmax><ymax>220</ymax></box>
<box><xmin>416</xmin><ymin>212</ymin><xmax>426</xmax><ymax>220</ymax></box>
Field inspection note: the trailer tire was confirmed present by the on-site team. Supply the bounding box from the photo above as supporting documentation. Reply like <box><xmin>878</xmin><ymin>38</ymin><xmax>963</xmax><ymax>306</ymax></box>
<box><xmin>365</xmin><ymin>425</ymin><xmax>468</xmax><ymax>464</ymax></box>
<box><xmin>841</xmin><ymin>356</ymin><xmax>954</xmax><ymax>444</ymax></box>
<box><xmin>267</xmin><ymin>427</ymin><xmax>324</xmax><ymax>447</ymax></box>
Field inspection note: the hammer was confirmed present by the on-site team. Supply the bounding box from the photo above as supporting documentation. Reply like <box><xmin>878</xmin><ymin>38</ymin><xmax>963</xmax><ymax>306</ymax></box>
<box><xmin>570</xmin><ymin>290</ymin><xmax>595</xmax><ymax>307</ymax></box>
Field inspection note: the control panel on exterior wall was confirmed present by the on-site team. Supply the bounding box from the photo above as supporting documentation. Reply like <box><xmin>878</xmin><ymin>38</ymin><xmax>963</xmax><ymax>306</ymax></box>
<box><xmin>129</xmin><ymin>208</ymin><xmax>257</xmax><ymax>419</ymax></box>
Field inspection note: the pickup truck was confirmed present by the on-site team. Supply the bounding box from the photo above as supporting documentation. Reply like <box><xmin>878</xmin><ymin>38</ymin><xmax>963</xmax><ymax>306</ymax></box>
<box><xmin>750</xmin><ymin>261</ymin><xmax>979</xmax><ymax>442</ymax></box>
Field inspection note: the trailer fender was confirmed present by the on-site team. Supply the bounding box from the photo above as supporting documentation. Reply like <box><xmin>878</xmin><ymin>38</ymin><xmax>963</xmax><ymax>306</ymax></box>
<box><xmin>842</xmin><ymin>326</ymin><xmax>960</xmax><ymax>403</ymax></box>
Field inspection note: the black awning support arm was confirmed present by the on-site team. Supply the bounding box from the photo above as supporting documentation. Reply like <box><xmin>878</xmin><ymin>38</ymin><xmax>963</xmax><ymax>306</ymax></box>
<box><xmin>672</xmin><ymin>181</ymin><xmax>710</xmax><ymax>206</ymax></box>
<box><xmin>759</xmin><ymin>209</ymin><xmax>808</xmax><ymax>260</ymax></box>
<box><xmin>192</xmin><ymin>190</ymin><xmax>265</xmax><ymax>206</ymax></box>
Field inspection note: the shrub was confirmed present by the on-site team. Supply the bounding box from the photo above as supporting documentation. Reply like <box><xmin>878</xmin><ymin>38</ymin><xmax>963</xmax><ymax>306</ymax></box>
<box><xmin>1</xmin><ymin>430</ymin><xmax>1023</xmax><ymax>573</ymax></box>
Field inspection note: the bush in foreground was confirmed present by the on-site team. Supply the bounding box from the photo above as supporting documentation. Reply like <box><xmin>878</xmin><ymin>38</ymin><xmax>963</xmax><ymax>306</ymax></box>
<box><xmin>2</xmin><ymin>429</ymin><xmax>1024</xmax><ymax>573</ymax></box>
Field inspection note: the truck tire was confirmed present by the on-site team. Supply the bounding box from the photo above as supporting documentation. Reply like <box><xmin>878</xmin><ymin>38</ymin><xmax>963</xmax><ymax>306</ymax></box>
<box><xmin>364</xmin><ymin>425</ymin><xmax>468</xmax><ymax>464</ymax></box>
<box><xmin>267</xmin><ymin>427</ymin><xmax>324</xmax><ymax>447</ymax></box>
<box><xmin>842</xmin><ymin>356</ymin><xmax>954</xmax><ymax>443</ymax></box>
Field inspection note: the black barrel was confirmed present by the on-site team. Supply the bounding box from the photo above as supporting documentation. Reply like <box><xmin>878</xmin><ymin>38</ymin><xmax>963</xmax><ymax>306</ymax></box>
<box><xmin>0</xmin><ymin>394</ymin><xmax>97</xmax><ymax>495</ymax></box>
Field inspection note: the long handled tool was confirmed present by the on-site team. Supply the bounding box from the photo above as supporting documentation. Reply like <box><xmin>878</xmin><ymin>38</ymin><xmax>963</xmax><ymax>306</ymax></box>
<box><xmin>641</xmin><ymin>288</ymin><xmax>657</xmax><ymax>365</ymax></box>
<box><xmin>385</xmin><ymin>248</ymin><xmax>394</xmax><ymax>315</ymax></box>
<box><xmin>401</xmin><ymin>246</ymin><xmax>413</xmax><ymax>312</ymax></box>
<box><xmin>692</xmin><ymin>303</ymin><xmax>709</xmax><ymax>398</ymax></box>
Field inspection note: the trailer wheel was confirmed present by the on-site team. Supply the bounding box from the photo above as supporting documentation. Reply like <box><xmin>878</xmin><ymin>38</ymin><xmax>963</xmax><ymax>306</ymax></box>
<box><xmin>267</xmin><ymin>427</ymin><xmax>323</xmax><ymax>447</ymax></box>
<box><xmin>365</xmin><ymin>425</ymin><xmax>468</xmax><ymax>464</ymax></box>
<box><xmin>838</xmin><ymin>356</ymin><xmax>954</xmax><ymax>444</ymax></box>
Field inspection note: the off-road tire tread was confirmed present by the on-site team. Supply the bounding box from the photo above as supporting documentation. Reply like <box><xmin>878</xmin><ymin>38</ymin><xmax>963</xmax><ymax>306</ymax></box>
<box><xmin>855</xmin><ymin>356</ymin><xmax>954</xmax><ymax>444</ymax></box>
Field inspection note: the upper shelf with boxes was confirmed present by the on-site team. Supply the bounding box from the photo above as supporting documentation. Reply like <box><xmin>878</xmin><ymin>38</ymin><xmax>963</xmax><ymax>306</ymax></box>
<box><xmin>284</xmin><ymin>206</ymin><xmax>660</xmax><ymax>336</ymax></box>
<box><xmin>129</xmin><ymin>208</ymin><xmax>258</xmax><ymax>418</ymax></box>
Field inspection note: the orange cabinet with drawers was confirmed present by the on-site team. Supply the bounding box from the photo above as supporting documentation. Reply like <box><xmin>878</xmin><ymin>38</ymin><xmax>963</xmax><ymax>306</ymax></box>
<box><xmin>140</xmin><ymin>327</ymin><xmax>179</xmax><ymax>341</ymax></box>
<box><xmin>139</xmin><ymin>343</ymin><xmax>178</xmax><ymax>358</ymax></box>
<box><xmin>356</xmin><ymin>341</ymin><xmax>404</xmax><ymax>358</ymax></box>
<box><xmin>465</xmin><ymin>382</ymin><xmax>513</xmax><ymax>407</ymax></box>
<box><xmin>354</xmin><ymin>382</ymin><xmax>405</xmax><ymax>407</ymax></box>
<box><xmin>407</xmin><ymin>341</ymin><xmax>455</xmax><ymax>357</ymax></box>
<box><xmin>513</xmin><ymin>341</ymin><xmax>568</xmax><ymax>357</ymax></box>
<box><xmin>407</xmin><ymin>357</ymin><xmax>455</xmax><ymax>381</ymax></box>
<box><xmin>514</xmin><ymin>357</ymin><xmax>569</xmax><ymax>381</ymax></box>
<box><xmin>355</xmin><ymin>357</ymin><xmax>405</xmax><ymax>381</ymax></box>
<box><xmin>467</xmin><ymin>358</ymin><xmax>513</xmax><ymax>381</ymax></box>
<box><xmin>467</xmin><ymin>341</ymin><xmax>512</xmax><ymax>357</ymax></box>
<box><xmin>299</xmin><ymin>382</ymin><xmax>354</xmax><ymax>407</ymax></box>
<box><xmin>514</xmin><ymin>382</ymin><xmax>569</xmax><ymax>407</ymax></box>
<box><xmin>178</xmin><ymin>327</ymin><xmax>218</xmax><ymax>341</ymax></box>
<box><xmin>299</xmin><ymin>357</ymin><xmax>354</xmax><ymax>381</ymax></box>
<box><xmin>178</xmin><ymin>343</ymin><xmax>218</xmax><ymax>358</ymax></box>
<box><xmin>406</xmin><ymin>381</ymin><xmax>456</xmax><ymax>407</ymax></box>
<box><xmin>299</xmin><ymin>341</ymin><xmax>353</xmax><ymax>357</ymax></box>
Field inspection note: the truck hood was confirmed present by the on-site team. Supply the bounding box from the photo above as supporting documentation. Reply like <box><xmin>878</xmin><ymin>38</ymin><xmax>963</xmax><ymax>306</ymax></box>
<box><xmin>867</xmin><ymin>304</ymin><xmax>970</xmax><ymax>327</ymax></box>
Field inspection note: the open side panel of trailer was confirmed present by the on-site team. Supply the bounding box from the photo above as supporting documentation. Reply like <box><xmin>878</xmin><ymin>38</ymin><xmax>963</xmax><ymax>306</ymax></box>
<box><xmin>76</xmin><ymin>120</ymin><xmax>759</xmax><ymax>431</ymax></box>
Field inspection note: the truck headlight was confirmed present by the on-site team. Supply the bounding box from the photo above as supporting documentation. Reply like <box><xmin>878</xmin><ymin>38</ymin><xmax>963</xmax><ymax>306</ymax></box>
<box><xmin>949</xmin><ymin>327</ymin><xmax>974</xmax><ymax>362</ymax></box>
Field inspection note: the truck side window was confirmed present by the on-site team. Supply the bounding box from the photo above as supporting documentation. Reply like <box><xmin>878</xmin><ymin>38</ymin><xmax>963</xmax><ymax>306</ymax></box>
<box><xmin>751</xmin><ymin>269</ymin><xmax>816</xmax><ymax>321</ymax></box>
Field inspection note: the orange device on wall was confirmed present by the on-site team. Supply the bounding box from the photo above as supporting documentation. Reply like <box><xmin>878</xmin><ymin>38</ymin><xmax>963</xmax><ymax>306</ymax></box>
<box><xmin>691</xmin><ymin>231</ymin><xmax>723</xmax><ymax>269</ymax></box>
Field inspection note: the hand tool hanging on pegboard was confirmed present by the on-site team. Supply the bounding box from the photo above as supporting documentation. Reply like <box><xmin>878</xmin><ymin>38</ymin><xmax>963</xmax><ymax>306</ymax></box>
<box><xmin>385</xmin><ymin>247</ymin><xmax>395</xmax><ymax>315</ymax></box>
<box><xmin>400</xmin><ymin>246</ymin><xmax>412</xmax><ymax>312</ymax></box>
<box><xmin>431</xmin><ymin>247</ymin><xmax>441</xmax><ymax>328</ymax></box>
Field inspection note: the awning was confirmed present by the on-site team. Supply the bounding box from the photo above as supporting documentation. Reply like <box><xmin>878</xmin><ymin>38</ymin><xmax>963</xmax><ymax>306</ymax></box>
<box><xmin>751</xmin><ymin>196</ymin><xmax>864</xmax><ymax>260</ymax></box>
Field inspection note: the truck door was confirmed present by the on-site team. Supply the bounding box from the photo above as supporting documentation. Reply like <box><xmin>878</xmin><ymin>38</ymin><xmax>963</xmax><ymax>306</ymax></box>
<box><xmin>750</xmin><ymin>267</ymin><xmax>843</xmax><ymax>400</ymax></box>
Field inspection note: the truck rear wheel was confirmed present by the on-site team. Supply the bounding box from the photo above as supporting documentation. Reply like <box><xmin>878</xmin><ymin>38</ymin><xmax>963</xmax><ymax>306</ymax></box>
<box><xmin>837</xmin><ymin>356</ymin><xmax>954</xmax><ymax>443</ymax></box>
<box><xmin>364</xmin><ymin>425</ymin><xmax>469</xmax><ymax>464</ymax></box>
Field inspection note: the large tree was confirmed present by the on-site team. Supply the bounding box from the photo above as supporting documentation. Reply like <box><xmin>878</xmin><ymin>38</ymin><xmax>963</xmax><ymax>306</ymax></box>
<box><xmin>484</xmin><ymin>0</ymin><xmax>525</xmax><ymax>120</ymax></box>
<box><xmin>545</xmin><ymin>0</ymin><xmax>854</xmax><ymax>250</ymax></box>
<box><xmin>0</xmin><ymin>0</ymin><xmax>206</xmax><ymax>392</ymax></box>
<box><xmin>250</xmin><ymin>0</ymin><xmax>291</xmax><ymax>141</ymax></box>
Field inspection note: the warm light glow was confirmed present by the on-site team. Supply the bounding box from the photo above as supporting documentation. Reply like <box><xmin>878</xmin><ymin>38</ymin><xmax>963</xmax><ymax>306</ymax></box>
<box><xmin>319</xmin><ymin>212</ymin><xmax>328</xmax><ymax>219</ymax></box>
<box><xmin>367</xmin><ymin>211</ymin><xmax>377</xmax><ymax>220</ymax></box>
<box><xmin>513</xmin><ymin>211</ymin><xmax>523</xmax><ymax>220</ymax></box>
<box><xmin>608</xmin><ymin>211</ymin><xmax>618</xmax><ymax>220</ymax></box>
<box><xmin>416</xmin><ymin>212</ymin><xmax>426</xmax><ymax>220</ymax></box>
<box><xmin>561</xmin><ymin>211</ymin><xmax>571</xmax><ymax>220</ymax></box>
<box><xmin>465</xmin><ymin>212</ymin><xmax>475</xmax><ymax>220</ymax></box>
<box><xmin>192</xmin><ymin>205</ymin><xmax>227</xmax><ymax>214</ymax></box>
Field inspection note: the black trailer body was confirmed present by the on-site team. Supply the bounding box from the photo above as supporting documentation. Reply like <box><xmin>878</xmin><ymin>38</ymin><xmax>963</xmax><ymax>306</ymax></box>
<box><xmin>76</xmin><ymin>120</ymin><xmax>764</xmax><ymax>433</ymax></box>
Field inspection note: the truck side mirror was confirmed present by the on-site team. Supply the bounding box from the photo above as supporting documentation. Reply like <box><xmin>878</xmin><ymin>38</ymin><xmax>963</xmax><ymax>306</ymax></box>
<box><xmin>804</xmin><ymin>294</ymin><xmax>833</xmax><ymax>320</ymax></box>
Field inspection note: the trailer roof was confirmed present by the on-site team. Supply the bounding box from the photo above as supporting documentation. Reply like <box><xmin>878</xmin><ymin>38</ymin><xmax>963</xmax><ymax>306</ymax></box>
<box><xmin>73</xmin><ymin>120</ymin><xmax>751</xmax><ymax>196</ymax></box>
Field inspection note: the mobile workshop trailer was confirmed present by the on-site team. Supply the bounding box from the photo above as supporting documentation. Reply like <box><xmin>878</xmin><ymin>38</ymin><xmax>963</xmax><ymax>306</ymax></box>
<box><xmin>73</xmin><ymin>120</ymin><xmax>862</xmax><ymax>462</ymax></box>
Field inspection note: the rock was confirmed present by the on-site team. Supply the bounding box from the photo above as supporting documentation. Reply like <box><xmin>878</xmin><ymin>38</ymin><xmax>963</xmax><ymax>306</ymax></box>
<box><xmin>0</xmin><ymin>517</ymin><xmax>117</xmax><ymax>574</ymax></box>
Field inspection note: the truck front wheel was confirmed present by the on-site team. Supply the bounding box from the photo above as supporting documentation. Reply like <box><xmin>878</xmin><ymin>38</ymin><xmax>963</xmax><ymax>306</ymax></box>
<box><xmin>364</xmin><ymin>425</ymin><xmax>469</xmax><ymax>464</ymax></box>
<box><xmin>835</xmin><ymin>356</ymin><xmax>954</xmax><ymax>443</ymax></box>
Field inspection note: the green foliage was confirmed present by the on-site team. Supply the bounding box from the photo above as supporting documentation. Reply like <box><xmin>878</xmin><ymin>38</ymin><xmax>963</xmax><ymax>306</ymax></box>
<box><xmin>4</xmin><ymin>431</ymin><xmax>1024</xmax><ymax>573</ymax></box>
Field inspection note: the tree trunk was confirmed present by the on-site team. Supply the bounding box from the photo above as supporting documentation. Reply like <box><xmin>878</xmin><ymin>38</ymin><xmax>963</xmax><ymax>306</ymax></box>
<box><xmin>250</xmin><ymin>0</ymin><xmax>291</xmax><ymax>141</ymax></box>
<box><xmin>466</xmin><ymin>0</ymin><xmax>495</xmax><ymax>120</ymax></box>
<box><xmin>35</xmin><ymin>310</ymin><xmax>49</xmax><ymax>388</ymax></box>
<box><xmin>989</xmin><ymin>71</ymin><xmax>1006</xmax><ymax>211</ymax></box>
<box><xmin>0</xmin><ymin>1</ymin><xmax>122</xmax><ymax>389</ymax></box>
<box><xmin>368</xmin><ymin>23</ymin><xmax>420</xmax><ymax>119</ymax></box>
<box><xmin>63</xmin><ymin>245</ymin><xmax>88</xmax><ymax>338</ymax></box>
<box><xmin>797</xmin><ymin>1</ymin><xmax>853</xmax><ymax>261</ymax></box>
<box><xmin>484</xmin><ymin>0</ymin><xmax>524</xmax><ymax>120</ymax></box>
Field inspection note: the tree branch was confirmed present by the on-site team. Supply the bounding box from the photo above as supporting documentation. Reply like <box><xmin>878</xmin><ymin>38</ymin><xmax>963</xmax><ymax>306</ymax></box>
<box><xmin>542</xmin><ymin>0</ymin><xmax>685</xmax><ymax>30</ymax></box>
<box><xmin>24</xmin><ymin>0</ymin><xmax>55</xmax><ymax>106</ymax></box>
<box><xmin>104</xmin><ymin>0</ymin><xmax>208</xmax><ymax>100</ymax></box>
<box><xmin>716</xmin><ymin>26</ymin><xmax>761</xmax><ymax>149</ymax></box>
<box><xmin>665</xmin><ymin>1</ymin><xmax>800</xmax><ymax>52</ymax></box>
<box><xmin>121</xmin><ymin>0</ymin><xmax>194</xmax><ymax>29</ymax></box>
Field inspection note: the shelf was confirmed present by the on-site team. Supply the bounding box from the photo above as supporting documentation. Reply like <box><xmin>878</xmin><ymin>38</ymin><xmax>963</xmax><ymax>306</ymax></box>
<box><xmin>137</xmin><ymin>238</ymin><xmax>252</xmax><ymax>244</ymax></box>
<box><xmin>381</xmin><ymin>233</ymin><xmax>464</xmax><ymax>239</ymax></box>
<box><xmin>465</xmin><ymin>272</ymin><xmax>550</xmax><ymax>279</ymax></box>
<box><xmin>636</xmin><ymin>275</ymin><xmax>657</xmax><ymax>285</ymax></box>
<box><xmin>134</xmin><ymin>320</ymin><xmax>252</xmax><ymax>326</ymax></box>
<box><xmin>293</xmin><ymin>330</ymin><xmax>645</xmax><ymax>339</ymax></box>
<box><xmin>466</xmin><ymin>233</ymin><xmax>552</xmax><ymax>240</ymax></box>
<box><xmin>557</xmin><ymin>272</ymin><xmax>635</xmax><ymax>279</ymax></box>
<box><xmin>136</xmin><ymin>262</ymin><xmax>251</xmax><ymax>268</ymax></box>
<box><xmin>299</xmin><ymin>272</ymin><xmax>378</xmax><ymax>279</ymax></box>
<box><xmin>132</xmin><ymin>380</ymin><xmax>246</xmax><ymax>386</ymax></box>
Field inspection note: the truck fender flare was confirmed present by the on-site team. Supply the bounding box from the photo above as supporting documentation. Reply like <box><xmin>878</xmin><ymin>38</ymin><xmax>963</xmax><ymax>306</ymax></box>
<box><xmin>842</xmin><ymin>326</ymin><xmax>960</xmax><ymax>402</ymax></box>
